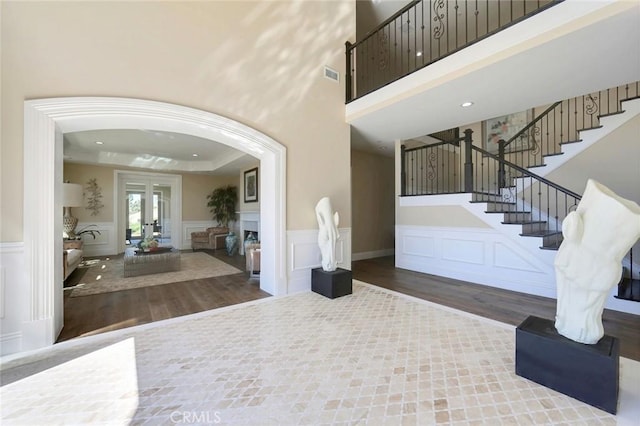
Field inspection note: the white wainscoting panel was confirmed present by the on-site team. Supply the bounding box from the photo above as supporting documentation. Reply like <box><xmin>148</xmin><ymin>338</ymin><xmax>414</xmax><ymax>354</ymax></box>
<box><xmin>77</xmin><ymin>222</ymin><xmax>116</xmax><ymax>256</ymax></box>
<box><xmin>403</xmin><ymin>235</ymin><xmax>436</xmax><ymax>258</ymax></box>
<box><xmin>395</xmin><ymin>225</ymin><xmax>640</xmax><ymax>315</ymax></box>
<box><xmin>396</xmin><ymin>225</ymin><xmax>556</xmax><ymax>298</ymax></box>
<box><xmin>442</xmin><ymin>239</ymin><xmax>485</xmax><ymax>265</ymax></box>
<box><xmin>182</xmin><ymin>221</ymin><xmax>217</xmax><ymax>250</ymax></box>
<box><xmin>0</xmin><ymin>243</ymin><xmax>26</xmax><ymax>355</ymax></box>
<box><xmin>287</xmin><ymin>228</ymin><xmax>351</xmax><ymax>294</ymax></box>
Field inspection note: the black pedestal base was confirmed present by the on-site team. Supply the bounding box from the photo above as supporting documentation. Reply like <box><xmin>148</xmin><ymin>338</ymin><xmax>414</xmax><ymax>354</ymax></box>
<box><xmin>311</xmin><ymin>268</ymin><xmax>352</xmax><ymax>299</ymax></box>
<box><xmin>515</xmin><ymin>316</ymin><xmax>619</xmax><ymax>414</ymax></box>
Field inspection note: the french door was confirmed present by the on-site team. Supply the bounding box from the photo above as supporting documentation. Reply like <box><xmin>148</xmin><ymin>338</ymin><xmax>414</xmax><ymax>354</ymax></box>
<box><xmin>117</xmin><ymin>171</ymin><xmax>182</xmax><ymax>252</ymax></box>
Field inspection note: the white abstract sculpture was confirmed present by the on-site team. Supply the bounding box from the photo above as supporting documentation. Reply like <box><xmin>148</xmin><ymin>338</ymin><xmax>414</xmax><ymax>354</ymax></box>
<box><xmin>554</xmin><ymin>179</ymin><xmax>640</xmax><ymax>344</ymax></box>
<box><xmin>316</xmin><ymin>197</ymin><xmax>340</xmax><ymax>272</ymax></box>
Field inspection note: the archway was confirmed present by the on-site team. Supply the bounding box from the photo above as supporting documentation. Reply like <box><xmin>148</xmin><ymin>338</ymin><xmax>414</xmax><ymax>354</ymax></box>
<box><xmin>23</xmin><ymin>97</ymin><xmax>287</xmax><ymax>350</ymax></box>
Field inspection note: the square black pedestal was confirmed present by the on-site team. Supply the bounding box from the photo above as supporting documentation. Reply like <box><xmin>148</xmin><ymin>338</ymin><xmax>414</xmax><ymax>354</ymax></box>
<box><xmin>515</xmin><ymin>315</ymin><xmax>619</xmax><ymax>414</ymax></box>
<box><xmin>311</xmin><ymin>268</ymin><xmax>352</xmax><ymax>299</ymax></box>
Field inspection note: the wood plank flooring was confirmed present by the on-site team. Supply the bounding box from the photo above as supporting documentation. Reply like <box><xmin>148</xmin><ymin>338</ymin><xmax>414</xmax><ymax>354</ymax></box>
<box><xmin>58</xmin><ymin>249</ymin><xmax>269</xmax><ymax>342</ymax></box>
<box><xmin>352</xmin><ymin>256</ymin><xmax>640</xmax><ymax>361</ymax></box>
<box><xmin>60</xmin><ymin>251</ymin><xmax>639</xmax><ymax>362</ymax></box>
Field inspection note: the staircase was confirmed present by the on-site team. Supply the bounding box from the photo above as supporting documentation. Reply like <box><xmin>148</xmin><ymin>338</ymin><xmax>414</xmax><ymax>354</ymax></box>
<box><xmin>401</xmin><ymin>83</ymin><xmax>640</xmax><ymax>303</ymax></box>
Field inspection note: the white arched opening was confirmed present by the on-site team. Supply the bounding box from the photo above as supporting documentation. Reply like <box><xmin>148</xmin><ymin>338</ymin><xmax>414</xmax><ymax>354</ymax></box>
<box><xmin>23</xmin><ymin>97</ymin><xmax>287</xmax><ymax>350</ymax></box>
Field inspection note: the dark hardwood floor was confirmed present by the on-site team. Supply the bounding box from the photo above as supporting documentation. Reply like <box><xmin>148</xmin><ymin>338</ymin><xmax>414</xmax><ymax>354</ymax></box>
<box><xmin>60</xmin><ymin>252</ymin><xmax>639</xmax><ymax>362</ymax></box>
<box><xmin>352</xmin><ymin>256</ymin><xmax>640</xmax><ymax>361</ymax></box>
<box><xmin>58</xmin><ymin>249</ymin><xmax>270</xmax><ymax>342</ymax></box>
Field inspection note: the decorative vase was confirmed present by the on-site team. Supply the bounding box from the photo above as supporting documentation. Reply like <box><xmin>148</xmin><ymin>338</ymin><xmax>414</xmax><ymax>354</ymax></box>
<box><xmin>225</xmin><ymin>232</ymin><xmax>238</xmax><ymax>256</ymax></box>
<box><xmin>244</xmin><ymin>232</ymin><xmax>258</xmax><ymax>255</ymax></box>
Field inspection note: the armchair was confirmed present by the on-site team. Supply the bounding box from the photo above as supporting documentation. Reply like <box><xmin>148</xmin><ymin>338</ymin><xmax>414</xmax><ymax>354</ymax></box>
<box><xmin>191</xmin><ymin>227</ymin><xmax>229</xmax><ymax>251</ymax></box>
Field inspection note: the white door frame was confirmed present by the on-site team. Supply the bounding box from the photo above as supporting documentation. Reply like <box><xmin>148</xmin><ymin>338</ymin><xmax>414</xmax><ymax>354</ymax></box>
<box><xmin>23</xmin><ymin>97</ymin><xmax>287</xmax><ymax>351</ymax></box>
<box><xmin>116</xmin><ymin>171</ymin><xmax>182</xmax><ymax>252</ymax></box>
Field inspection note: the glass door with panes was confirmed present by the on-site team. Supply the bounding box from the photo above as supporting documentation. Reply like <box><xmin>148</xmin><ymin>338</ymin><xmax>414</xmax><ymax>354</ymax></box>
<box><xmin>125</xmin><ymin>181</ymin><xmax>172</xmax><ymax>246</ymax></box>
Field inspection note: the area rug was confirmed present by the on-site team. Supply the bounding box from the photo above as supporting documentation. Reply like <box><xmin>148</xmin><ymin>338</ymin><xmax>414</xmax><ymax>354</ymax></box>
<box><xmin>69</xmin><ymin>252</ymin><xmax>242</xmax><ymax>297</ymax></box>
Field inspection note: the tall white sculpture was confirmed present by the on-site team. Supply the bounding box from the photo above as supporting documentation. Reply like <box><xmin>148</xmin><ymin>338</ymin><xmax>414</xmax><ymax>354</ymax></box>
<box><xmin>316</xmin><ymin>197</ymin><xmax>340</xmax><ymax>272</ymax></box>
<box><xmin>554</xmin><ymin>179</ymin><xmax>640</xmax><ymax>344</ymax></box>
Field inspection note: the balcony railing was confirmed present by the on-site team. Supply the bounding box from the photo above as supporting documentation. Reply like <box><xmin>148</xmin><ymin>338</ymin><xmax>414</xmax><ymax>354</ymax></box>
<box><xmin>346</xmin><ymin>0</ymin><xmax>562</xmax><ymax>102</ymax></box>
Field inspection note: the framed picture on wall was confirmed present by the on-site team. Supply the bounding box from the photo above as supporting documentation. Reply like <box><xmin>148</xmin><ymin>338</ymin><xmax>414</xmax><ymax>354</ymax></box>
<box><xmin>483</xmin><ymin>110</ymin><xmax>532</xmax><ymax>154</ymax></box>
<box><xmin>244</xmin><ymin>167</ymin><xmax>258</xmax><ymax>203</ymax></box>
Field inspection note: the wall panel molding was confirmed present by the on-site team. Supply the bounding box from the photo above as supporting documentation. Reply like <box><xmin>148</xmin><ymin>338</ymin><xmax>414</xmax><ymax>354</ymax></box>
<box><xmin>287</xmin><ymin>228</ymin><xmax>351</xmax><ymax>294</ymax></box>
<box><xmin>395</xmin><ymin>225</ymin><xmax>639</xmax><ymax>315</ymax></box>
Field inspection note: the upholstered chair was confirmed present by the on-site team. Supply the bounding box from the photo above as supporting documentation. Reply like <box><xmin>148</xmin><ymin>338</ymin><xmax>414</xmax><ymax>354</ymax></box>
<box><xmin>190</xmin><ymin>227</ymin><xmax>229</xmax><ymax>250</ymax></box>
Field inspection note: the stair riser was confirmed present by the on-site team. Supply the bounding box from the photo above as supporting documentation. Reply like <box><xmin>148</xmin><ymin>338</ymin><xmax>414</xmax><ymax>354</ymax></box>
<box><xmin>503</xmin><ymin>212</ymin><xmax>532</xmax><ymax>223</ymax></box>
<box><xmin>543</xmin><ymin>234</ymin><xmax>563</xmax><ymax>248</ymax></box>
<box><xmin>521</xmin><ymin>223</ymin><xmax>548</xmax><ymax>234</ymax></box>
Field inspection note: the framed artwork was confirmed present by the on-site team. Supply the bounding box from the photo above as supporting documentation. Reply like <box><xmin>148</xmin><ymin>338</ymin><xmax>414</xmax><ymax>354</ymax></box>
<box><xmin>244</xmin><ymin>167</ymin><xmax>258</xmax><ymax>203</ymax></box>
<box><xmin>483</xmin><ymin>110</ymin><xmax>533</xmax><ymax>154</ymax></box>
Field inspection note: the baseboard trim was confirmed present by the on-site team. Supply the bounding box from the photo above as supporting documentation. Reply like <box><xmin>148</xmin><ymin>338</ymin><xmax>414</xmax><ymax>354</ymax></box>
<box><xmin>352</xmin><ymin>249</ymin><xmax>394</xmax><ymax>261</ymax></box>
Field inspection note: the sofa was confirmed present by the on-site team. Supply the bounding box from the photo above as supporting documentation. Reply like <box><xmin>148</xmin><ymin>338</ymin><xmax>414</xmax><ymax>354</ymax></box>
<box><xmin>63</xmin><ymin>240</ymin><xmax>83</xmax><ymax>280</ymax></box>
<box><xmin>191</xmin><ymin>227</ymin><xmax>229</xmax><ymax>251</ymax></box>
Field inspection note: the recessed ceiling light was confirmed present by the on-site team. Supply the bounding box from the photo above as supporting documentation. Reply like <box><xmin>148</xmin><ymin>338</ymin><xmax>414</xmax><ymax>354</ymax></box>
<box><xmin>95</xmin><ymin>141</ymin><xmax>104</xmax><ymax>145</ymax></box>
<box><xmin>416</xmin><ymin>51</ymin><xmax>423</xmax><ymax>57</ymax></box>
<box><xmin>192</xmin><ymin>153</ymin><xmax>199</xmax><ymax>157</ymax></box>
<box><xmin>461</xmin><ymin>101</ymin><xmax>474</xmax><ymax>107</ymax></box>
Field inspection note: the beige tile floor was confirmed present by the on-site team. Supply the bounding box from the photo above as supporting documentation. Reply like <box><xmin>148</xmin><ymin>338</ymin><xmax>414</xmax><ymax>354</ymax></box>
<box><xmin>1</xmin><ymin>281</ymin><xmax>638</xmax><ymax>425</ymax></box>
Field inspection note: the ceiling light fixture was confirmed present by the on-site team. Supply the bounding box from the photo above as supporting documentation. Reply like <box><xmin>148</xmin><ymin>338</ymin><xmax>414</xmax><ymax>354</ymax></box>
<box><xmin>95</xmin><ymin>141</ymin><xmax>104</xmax><ymax>145</ymax></box>
<box><xmin>416</xmin><ymin>51</ymin><xmax>423</xmax><ymax>57</ymax></box>
<box><xmin>192</xmin><ymin>153</ymin><xmax>199</xmax><ymax>157</ymax></box>
<box><xmin>461</xmin><ymin>101</ymin><xmax>474</xmax><ymax>108</ymax></box>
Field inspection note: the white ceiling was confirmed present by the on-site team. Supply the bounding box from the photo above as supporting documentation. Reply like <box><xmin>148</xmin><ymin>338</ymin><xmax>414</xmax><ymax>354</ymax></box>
<box><xmin>348</xmin><ymin>1</ymin><xmax>640</xmax><ymax>156</ymax></box>
<box><xmin>64</xmin><ymin>129</ymin><xmax>257</xmax><ymax>175</ymax></box>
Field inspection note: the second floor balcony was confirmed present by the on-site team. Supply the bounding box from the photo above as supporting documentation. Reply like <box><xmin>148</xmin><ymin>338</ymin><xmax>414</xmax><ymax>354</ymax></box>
<box><xmin>346</xmin><ymin>0</ymin><xmax>640</xmax><ymax>151</ymax></box>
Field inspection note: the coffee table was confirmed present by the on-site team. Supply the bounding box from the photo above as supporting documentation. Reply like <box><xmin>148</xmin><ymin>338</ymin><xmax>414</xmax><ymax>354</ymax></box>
<box><xmin>123</xmin><ymin>247</ymin><xmax>181</xmax><ymax>277</ymax></box>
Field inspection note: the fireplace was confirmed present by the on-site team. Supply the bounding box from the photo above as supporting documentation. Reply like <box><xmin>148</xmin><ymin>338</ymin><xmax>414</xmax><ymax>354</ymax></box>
<box><xmin>238</xmin><ymin>211</ymin><xmax>259</xmax><ymax>255</ymax></box>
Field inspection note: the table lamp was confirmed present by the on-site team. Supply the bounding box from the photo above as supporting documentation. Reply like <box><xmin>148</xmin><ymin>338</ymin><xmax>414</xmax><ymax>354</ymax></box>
<box><xmin>63</xmin><ymin>182</ymin><xmax>83</xmax><ymax>238</ymax></box>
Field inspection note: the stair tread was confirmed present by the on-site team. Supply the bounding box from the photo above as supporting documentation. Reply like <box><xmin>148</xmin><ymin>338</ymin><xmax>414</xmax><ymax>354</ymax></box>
<box><xmin>485</xmin><ymin>210</ymin><xmax>531</xmax><ymax>214</ymax></box>
<box><xmin>540</xmin><ymin>245</ymin><xmax>560</xmax><ymax>251</ymax></box>
<box><xmin>615</xmin><ymin>278</ymin><xmax>640</xmax><ymax>302</ymax></box>
<box><xmin>598</xmin><ymin>110</ymin><xmax>625</xmax><ymax>119</ymax></box>
<box><xmin>543</xmin><ymin>152</ymin><xmax>564</xmax><ymax>157</ymax></box>
<box><xmin>470</xmin><ymin>200</ymin><xmax>516</xmax><ymax>205</ymax></box>
<box><xmin>520</xmin><ymin>230</ymin><xmax>562</xmax><ymax>237</ymax></box>
<box><xmin>559</xmin><ymin>139</ymin><xmax>583</xmax><ymax>145</ymax></box>
<box><xmin>578</xmin><ymin>125</ymin><xmax>604</xmax><ymax>132</ymax></box>
<box><xmin>502</xmin><ymin>220</ymin><xmax>546</xmax><ymax>225</ymax></box>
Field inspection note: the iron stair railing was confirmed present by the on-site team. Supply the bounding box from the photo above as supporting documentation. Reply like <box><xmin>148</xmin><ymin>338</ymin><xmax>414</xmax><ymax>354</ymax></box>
<box><xmin>346</xmin><ymin>0</ymin><xmax>562</xmax><ymax>103</ymax></box>
<box><xmin>401</xmin><ymin>129</ymin><xmax>638</xmax><ymax>300</ymax></box>
<box><xmin>496</xmin><ymin>81</ymin><xmax>640</xmax><ymax>172</ymax></box>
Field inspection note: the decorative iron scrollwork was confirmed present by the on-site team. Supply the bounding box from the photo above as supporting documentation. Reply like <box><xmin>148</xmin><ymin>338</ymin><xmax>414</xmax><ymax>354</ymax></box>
<box><xmin>377</xmin><ymin>29</ymin><xmax>388</xmax><ymax>70</ymax></box>
<box><xmin>427</xmin><ymin>151</ymin><xmax>437</xmax><ymax>181</ymax></box>
<box><xmin>585</xmin><ymin>94</ymin><xmax>599</xmax><ymax>116</ymax></box>
<box><xmin>433</xmin><ymin>0</ymin><xmax>446</xmax><ymax>40</ymax></box>
<box><xmin>529</xmin><ymin>126</ymin><xmax>541</xmax><ymax>155</ymax></box>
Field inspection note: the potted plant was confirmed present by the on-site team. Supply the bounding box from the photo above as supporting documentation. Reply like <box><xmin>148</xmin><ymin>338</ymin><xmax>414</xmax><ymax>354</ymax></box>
<box><xmin>206</xmin><ymin>185</ymin><xmax>238</xmax><ymax>254</ymax></box>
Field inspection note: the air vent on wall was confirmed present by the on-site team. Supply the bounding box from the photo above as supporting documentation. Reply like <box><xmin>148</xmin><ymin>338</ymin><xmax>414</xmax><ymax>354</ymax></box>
<box><xmin>324</xmin><ymin>66</ymin><xmax>339</xmax><ymax>82</ymax></box>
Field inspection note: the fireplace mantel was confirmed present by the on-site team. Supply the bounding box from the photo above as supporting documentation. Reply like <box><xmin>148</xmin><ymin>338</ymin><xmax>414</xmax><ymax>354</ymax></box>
<box><xmin>238</xmin><ymin>211</ymin><xmax>260</xmax><ymax>255</ymax></box>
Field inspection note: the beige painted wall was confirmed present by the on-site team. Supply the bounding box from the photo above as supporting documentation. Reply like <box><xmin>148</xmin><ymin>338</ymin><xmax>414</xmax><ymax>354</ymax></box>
<box><xmin>546</xmin><ymin>115</ymin><xmax>640</xmax><ymax>203</ymax></box>
<box><xmin>63</xmin><ymin>162</ymin><xmax>238</xmax><ymax>223</ymax></box>
<box><xmin>396</xmin><ymin>205</ymin><xmax>490</xmax><ymax>228</ymax></box>
<box><xmin>351</xmin><ymin>149</ymin><xmax>395</xmax><ymax>253</ymax></box>
<box><xmin>1</xmin><ymin>0</ymin><xmax>355</xmax><ymax>242</ymax></box>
